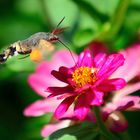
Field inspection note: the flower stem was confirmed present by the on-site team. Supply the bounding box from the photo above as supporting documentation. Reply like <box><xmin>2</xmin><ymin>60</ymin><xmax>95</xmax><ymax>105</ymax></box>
<box><xmin>97</xmin><ymin>0</ymin><xmax>131</xmax><ymax>41</ymax></box>
<box><xmin>119</xmin><ymin>131</ymin><xmax>132</xmax><ymax>140</ymax></box>
<box><xmin>39</xmin><ymin>0</ymin><xmax>53</xmax><ymax>29</ymax></box>
<box><xmin>94</xmin><ymin>106</ymin><xmax>119</xmax><ymax>140</ymax></box>
<box><xmin>109</xmin><ymin>0</ymin><xmax>131</xmax><ymax>37</ymax></box>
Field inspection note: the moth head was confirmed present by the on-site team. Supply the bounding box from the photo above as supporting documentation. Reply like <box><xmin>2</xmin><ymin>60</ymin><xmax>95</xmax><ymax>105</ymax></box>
<box><xmin>48</xmin><ymin>33</ymin><xmax>59</xmax><ymax>42</ymax></box>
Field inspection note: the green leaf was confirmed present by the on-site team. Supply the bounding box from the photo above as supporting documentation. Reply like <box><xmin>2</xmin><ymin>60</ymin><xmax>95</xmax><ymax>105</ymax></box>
<box><xmin>5</xmin><ymin>56</ymin><xmax>35</xmax><ymax>72</ymax></box>
<box><xmin>16</xmin><ymin>0</ymin><xmax>41</xmax><ymax>15</ymax></box>
<box><xmin>72</xmin><ymin>10</ymin><xmax>100</xmax><ymax>47</ymax></box>
<box><xmin>84</xmin><ymin>0</ymin><xmax>119</xmax><ymax>17</ymax></box>
<box><xmin>72</xmin><ymin>0</ymin><xmax>109</xmax><ymax>22</ymax></box>
<box><xmin>45</xmin><ymin>134</ymin><xmax>77</xmax><ymax>140</ymax></box>
<box><xmin>108</xmin><ymin>0</ymin><xmax>131</xmax><ymax>37</ymax></box>
<box><xmin>125</xmin><ymin>10</ymin><xmax>140</xmax><ymax>33</ymax></box>
<box><xmin>43</xmin><ymin>0</ymin><xmax>79</xmax><ymax>27</ymax></box>
<box><xmin>19</xmin><ymin>114</ymin><xmax>52</xmax><ymax>140</ymax></box>
<box><xmin>45</xmin><ymin>121</ymin><xmax>98</xmax><ymax>140</ymax></box>
<box><xmin>73</xmin><ymin>28</ymin><xmax>95</xmax><ymax>47</ymax></box>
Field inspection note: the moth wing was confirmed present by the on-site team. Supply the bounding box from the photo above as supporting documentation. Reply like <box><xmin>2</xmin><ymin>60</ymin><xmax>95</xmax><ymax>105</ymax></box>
<box><xmin>30</xmin><ymin>39</ymin><xmax>55</xmax><ymax>62</ymax></box>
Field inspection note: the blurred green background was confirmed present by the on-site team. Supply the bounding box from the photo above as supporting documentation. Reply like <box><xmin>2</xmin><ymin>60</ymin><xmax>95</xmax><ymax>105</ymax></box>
<box><xmin>0</xmin><ymin>0</ymin><xmax>140</xmax><ymax>140</ymax></box>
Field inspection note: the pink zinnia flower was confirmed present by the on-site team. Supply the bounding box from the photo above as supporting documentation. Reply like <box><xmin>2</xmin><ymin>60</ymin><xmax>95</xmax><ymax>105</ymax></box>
<box><xmin>24</xmin><ymin>47</ymin><xmax>126</xmax><ymax>137</ymax></box>
<box><xmin>46</xmin><ymin>49</ymin><xmax>125</xmax><ymax>120</ymax></box>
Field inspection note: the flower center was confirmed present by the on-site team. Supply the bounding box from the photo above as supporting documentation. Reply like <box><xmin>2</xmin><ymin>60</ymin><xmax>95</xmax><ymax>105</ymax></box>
<box><xmin>72</xmin><ymin>66</ymin><xmax>97</xmax><ymax>88</ymax></box>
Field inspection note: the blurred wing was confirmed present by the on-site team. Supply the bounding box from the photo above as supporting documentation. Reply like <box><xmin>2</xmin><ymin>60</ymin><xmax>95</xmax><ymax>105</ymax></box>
<box><xmin>30</xmin><ymin>39</ymin><xmax>55</xmax><ymax>62</ymax></box>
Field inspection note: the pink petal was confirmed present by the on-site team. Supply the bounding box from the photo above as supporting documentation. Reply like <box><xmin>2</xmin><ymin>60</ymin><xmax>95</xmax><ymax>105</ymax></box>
<box><xmin>28</xmin><ymin>74</ymin><xmax>51</xmax><ymax>97</ymax></box>
<box><xmin>122</xmin><ymin>96</ymin><xmax>140</xmax><ymax>110</ymax></box>
<box><xmin>103</xmin><ymin>96</ymin><xmax>139</xmax><ymax>114</ymax></box>
<box><xmin>41</xmin><ymin>120</ymin><xmax>71</xmax><ymax>137</ymax></box>
<box><xmin>28</xmin><ymin>73</ymin><xmax>67</xmax><ymax>98</ymax></box>
<box><xmin>116</xmin><ymin>101</ymin><xmax>134</xmax><ymax>111</ymax></box>
<box><xmin>93</xmin><ymin>53</ymin><xmax>107</xmax><ymax>69</ymax></box>
<box><xmin>97</xmin><ymin>53</ymin><xmax>125</xmax><ymax>81</ymax></box>
<box><xmin>77</xmin><ymin>50</ymin><xmax>93</xmax><ymax>67</ymax></box>
<box><xmin>47</xmin><ymin>85</ymin><xmax>74</xmax><ymax>98</ymax></box>
<box><xmin>59</xmin><ymin>66</ymin><xmax>73</xmax><ymax>75</ymax></box>
<box><xmin>36</xmin><ymin>61</ymin><xmax>54</xmax><ymax>75</ymax></box>
<box><xmin>74</xmin><ymin>94</ymin><xmax>90</xmax><ymax>120</ymax></box>
<box><xmin>111</xmin><ymin>44</ymin><xmax>140</xmax><ymax>82</ymax></box>
<box><xmin>90</xmin><ymin>89</ymin><xmax>104</xmax><ymax>106</ymax></box>
<box><xmin>98</xmin><ymin>78</ymin><xmax>126</xmax><ymax>92</ymax></box>
<box><xmin>51</xmin><ymin>70</ymin><xmax>68</xmax><ymax>83</ymax></box>
<box><xmin>52</xmin><ymin>50</ymin><xmax>77</xmax><ymax>67</ymax></box>
<box><xmin>60</xmin><ymin>105</ymin><xmax>75</xmax><ymax>119</ymax></box>
<box><xmin>24</xmin><ymin>98</ymin><xmax>61</xmax><ymax>116</ymax></box>
<box><xmin>112</xmin><ymin>82</ymin><xmax>140</xmax><ymax>101</ymax></box>
<box><xmin>54</xmin><ymin>96</ymin><xmax>75</xmax><ymax>119</ymax></box>
<box><xmin>51</xmin><ymin>66</ymin><xmax>71</xmax><ymax>79</ymax></box>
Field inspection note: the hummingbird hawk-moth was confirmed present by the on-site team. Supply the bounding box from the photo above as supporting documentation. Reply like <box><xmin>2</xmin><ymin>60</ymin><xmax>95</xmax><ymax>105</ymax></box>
<box><xmin>0</xmin><ymin>17</ymin><xmax>73</xmax><ymax>63</ymax></box>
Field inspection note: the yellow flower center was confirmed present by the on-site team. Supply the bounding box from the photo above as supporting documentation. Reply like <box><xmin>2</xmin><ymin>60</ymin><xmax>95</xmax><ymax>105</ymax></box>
<box><xmin>72</xmin><ymin>66</ymin><xmax>97</xmax><ymax>88</ymax></box>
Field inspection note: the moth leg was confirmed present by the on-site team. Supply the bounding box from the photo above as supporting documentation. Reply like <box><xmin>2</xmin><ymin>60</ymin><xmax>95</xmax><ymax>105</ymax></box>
<box><xmin>18</xmin><ymin>54</ymin><xmax>30</xmax><ymax>60</ymax></box>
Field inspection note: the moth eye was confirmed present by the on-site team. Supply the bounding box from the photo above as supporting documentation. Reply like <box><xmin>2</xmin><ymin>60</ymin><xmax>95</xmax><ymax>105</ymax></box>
<box><xmin>30</xmin><ymin>48</ymin><xmax>42</xmax><ymax>62</ymax></box>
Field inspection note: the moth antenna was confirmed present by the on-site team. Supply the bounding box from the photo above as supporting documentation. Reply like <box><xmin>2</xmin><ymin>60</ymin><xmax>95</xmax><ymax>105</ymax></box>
<box><xmin>58</xmin><ymin>39</ymin><xmax>77</xmax><ymax>66</ymax></box>
<box><xmin>52</xmin><ymin>17</ymin><xmax>65</xmax><ymax>34</ymax></box>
